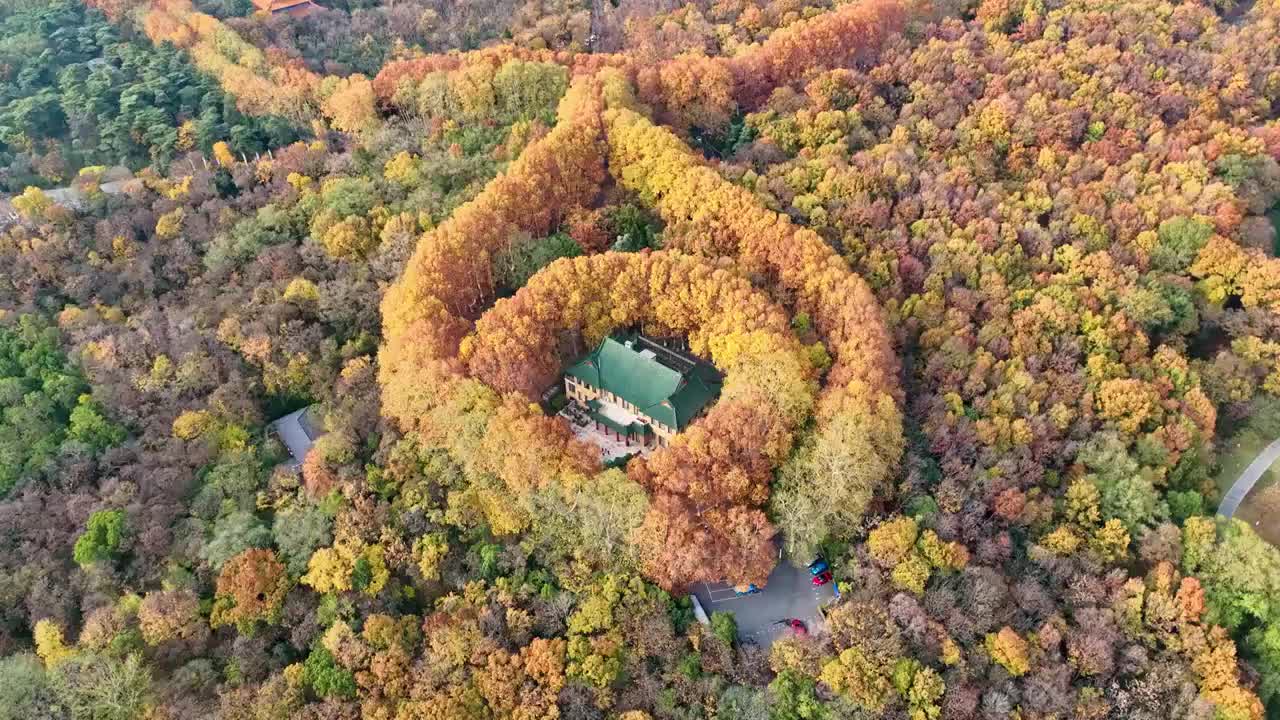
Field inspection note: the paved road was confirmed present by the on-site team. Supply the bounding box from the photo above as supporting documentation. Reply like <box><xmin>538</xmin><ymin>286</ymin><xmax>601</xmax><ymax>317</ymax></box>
<box><xmin>1219</xmin><ymin>436</ymin><xmax>1280</xmax><ymax>517</ymax></box>
<box><xmin>271</xmin><ymin>406</ymin><xmax>323</xmax><ymax>468</ymax></box>
<box><xmin>44</xmin><ymin>178</ymin><xmax>132</xmax><ymax>206</ymax></box>
<box><xmin>0</xmin><ymin>177</ymin><xmax>133</xmax><ymax>225</ymax></box>
<box><xmin>691</xmin><ymin>560</ymin><xmax>836</xmax><ymax>648</ymax></box>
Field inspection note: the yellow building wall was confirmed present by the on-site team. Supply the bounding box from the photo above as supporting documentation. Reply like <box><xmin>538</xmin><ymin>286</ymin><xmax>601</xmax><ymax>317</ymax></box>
<box><xmin>565</xmin><ymin>376</ymin><xmax>674</xmax><ymax>446</ymax></box>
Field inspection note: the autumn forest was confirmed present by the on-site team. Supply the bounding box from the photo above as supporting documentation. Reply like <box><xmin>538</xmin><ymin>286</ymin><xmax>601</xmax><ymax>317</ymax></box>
<box><xmin>2</xmin><ymin>0</ymin><xmax>1280</xmax><ymax>718</ymax></box>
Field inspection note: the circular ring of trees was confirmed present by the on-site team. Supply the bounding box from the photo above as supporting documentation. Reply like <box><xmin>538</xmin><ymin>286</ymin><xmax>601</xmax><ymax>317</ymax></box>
<box><xmin>380</xmin><ymin>74</ymin><xmax>905</xmax><ymax>587</ymax></box>
<box><xmin>446</xmin><ymin>250</ymin><xmax>817</xmax><ymax>587</ymax></box>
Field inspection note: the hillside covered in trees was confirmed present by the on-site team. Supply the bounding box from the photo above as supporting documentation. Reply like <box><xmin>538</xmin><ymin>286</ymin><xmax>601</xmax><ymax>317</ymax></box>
<box><xmin>2</xmin><ymin>0</ymin><xmax>1280</xmax><ymax>718</ymax></box>
<box><xmin>0</xmin><ymin>0</ymin><xmax>296</xmax><ymax>190</ymax></box>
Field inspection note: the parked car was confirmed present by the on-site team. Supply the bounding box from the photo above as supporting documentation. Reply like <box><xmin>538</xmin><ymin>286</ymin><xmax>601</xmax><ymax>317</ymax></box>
<box><xmin>733</xmin><ymin>583</ymin><xmax>761</xmax><ymax>596</ymax></box>
<box><xmin>807</xmin><ymin>558</ymin><xmax>829</xmax><ymax>575</ymax></box>
<box><xmin>811</xmin><ymin>570</ymin><xmax>833</xmax><ymax>587</ymax></box>
<box><xmin>774</xmin><ymin>618</ymin><xmax>807</xmax><ymax>635</ymax></box>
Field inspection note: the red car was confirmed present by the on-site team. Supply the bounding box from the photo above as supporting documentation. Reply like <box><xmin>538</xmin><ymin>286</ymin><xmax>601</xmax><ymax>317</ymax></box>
<box><xmin>811</xmin><ymin>570</ymin><xmax>833</xmax><ymax>587</ymax></box>
<box><xmin>775</xmin><ymin>619</ymin><xmax>807</xmax><ymax>636</ymax></box>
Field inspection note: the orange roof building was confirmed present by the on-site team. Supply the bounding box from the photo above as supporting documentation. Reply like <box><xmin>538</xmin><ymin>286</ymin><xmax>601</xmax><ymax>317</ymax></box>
<box><xmin>252</xmin><ymin>0</ymin><xmax>320</xmax><ymax>17</ymax></box>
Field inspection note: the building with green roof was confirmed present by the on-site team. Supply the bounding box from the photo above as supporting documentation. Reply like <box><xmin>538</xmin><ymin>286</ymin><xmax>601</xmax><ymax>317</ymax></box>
<box><xmin>564</xmin><ymin>335</ymin><xmax>721</xmax><ymax>448</ymax></box>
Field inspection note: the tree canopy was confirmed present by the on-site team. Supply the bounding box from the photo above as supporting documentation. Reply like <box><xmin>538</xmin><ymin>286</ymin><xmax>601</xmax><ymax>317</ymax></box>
<box><xmin>0</xmin><ymin>0</ymin><xmax>1278</xmax><ymax>717</ymax></box>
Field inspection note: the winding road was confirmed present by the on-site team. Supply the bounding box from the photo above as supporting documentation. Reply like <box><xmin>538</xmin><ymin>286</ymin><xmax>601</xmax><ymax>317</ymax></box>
<box><xmin>0</xmin><ymin>177</ymin><xmax>133</xmax><ymax>227</ymax></box>
<box><xmin>1218</xmin><ymin>436</ymin><xmax>1280</xmax><ymax>517</ymax></box>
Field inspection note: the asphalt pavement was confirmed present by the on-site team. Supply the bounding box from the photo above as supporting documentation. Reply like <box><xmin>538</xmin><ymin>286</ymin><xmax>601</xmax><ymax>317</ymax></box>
<box><xmin>691</xmin><ymin>560</ymin><xmax>836</xmax><ymax>647</ymax></box>
<box><xmin>271</xmin><ymin>406</ymin><xmax>322</xmax><ymax>467</ymax></box>
<box><xmin>1218</xmin><ymin>435</ymin><xmax>1280</xmax><ymax>517</ymax></box>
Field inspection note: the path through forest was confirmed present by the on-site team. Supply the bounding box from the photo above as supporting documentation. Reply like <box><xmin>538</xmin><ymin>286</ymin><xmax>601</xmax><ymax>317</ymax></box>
<box><xmin>0</xmin><ymin>177</ymin><xmax>132</xmax><ymax>226</ymax></box>
<box><xmin>1218</xmin><ymin>435</ymin><xmax>1280</xmax><ymax>517</ymax></box>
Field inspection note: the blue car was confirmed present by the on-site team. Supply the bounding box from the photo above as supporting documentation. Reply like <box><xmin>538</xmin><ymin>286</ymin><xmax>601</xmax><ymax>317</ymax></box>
<box><xmin>734</xmin><ymin>583</ymin><xmax>761</xmax><ymax>596</ymax></box>
<box><xmin>807</xmin><ymin>559</ymin><xmax>829</xmax><ymax>576</ymax></box>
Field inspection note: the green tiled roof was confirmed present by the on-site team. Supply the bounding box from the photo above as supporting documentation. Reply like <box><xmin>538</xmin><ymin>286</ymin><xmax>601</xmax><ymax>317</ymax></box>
<box><xmin>566</xmin><ymin>337</ymin><xmax>720</xmax><ymax>430</ymax></box>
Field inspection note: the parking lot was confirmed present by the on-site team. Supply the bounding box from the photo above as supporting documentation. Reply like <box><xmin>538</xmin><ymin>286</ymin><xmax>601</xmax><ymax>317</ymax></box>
<box><xmin>692</xmin><ymin>560</ymin><xmax>837</xmax><ymax>647</ymax></box>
